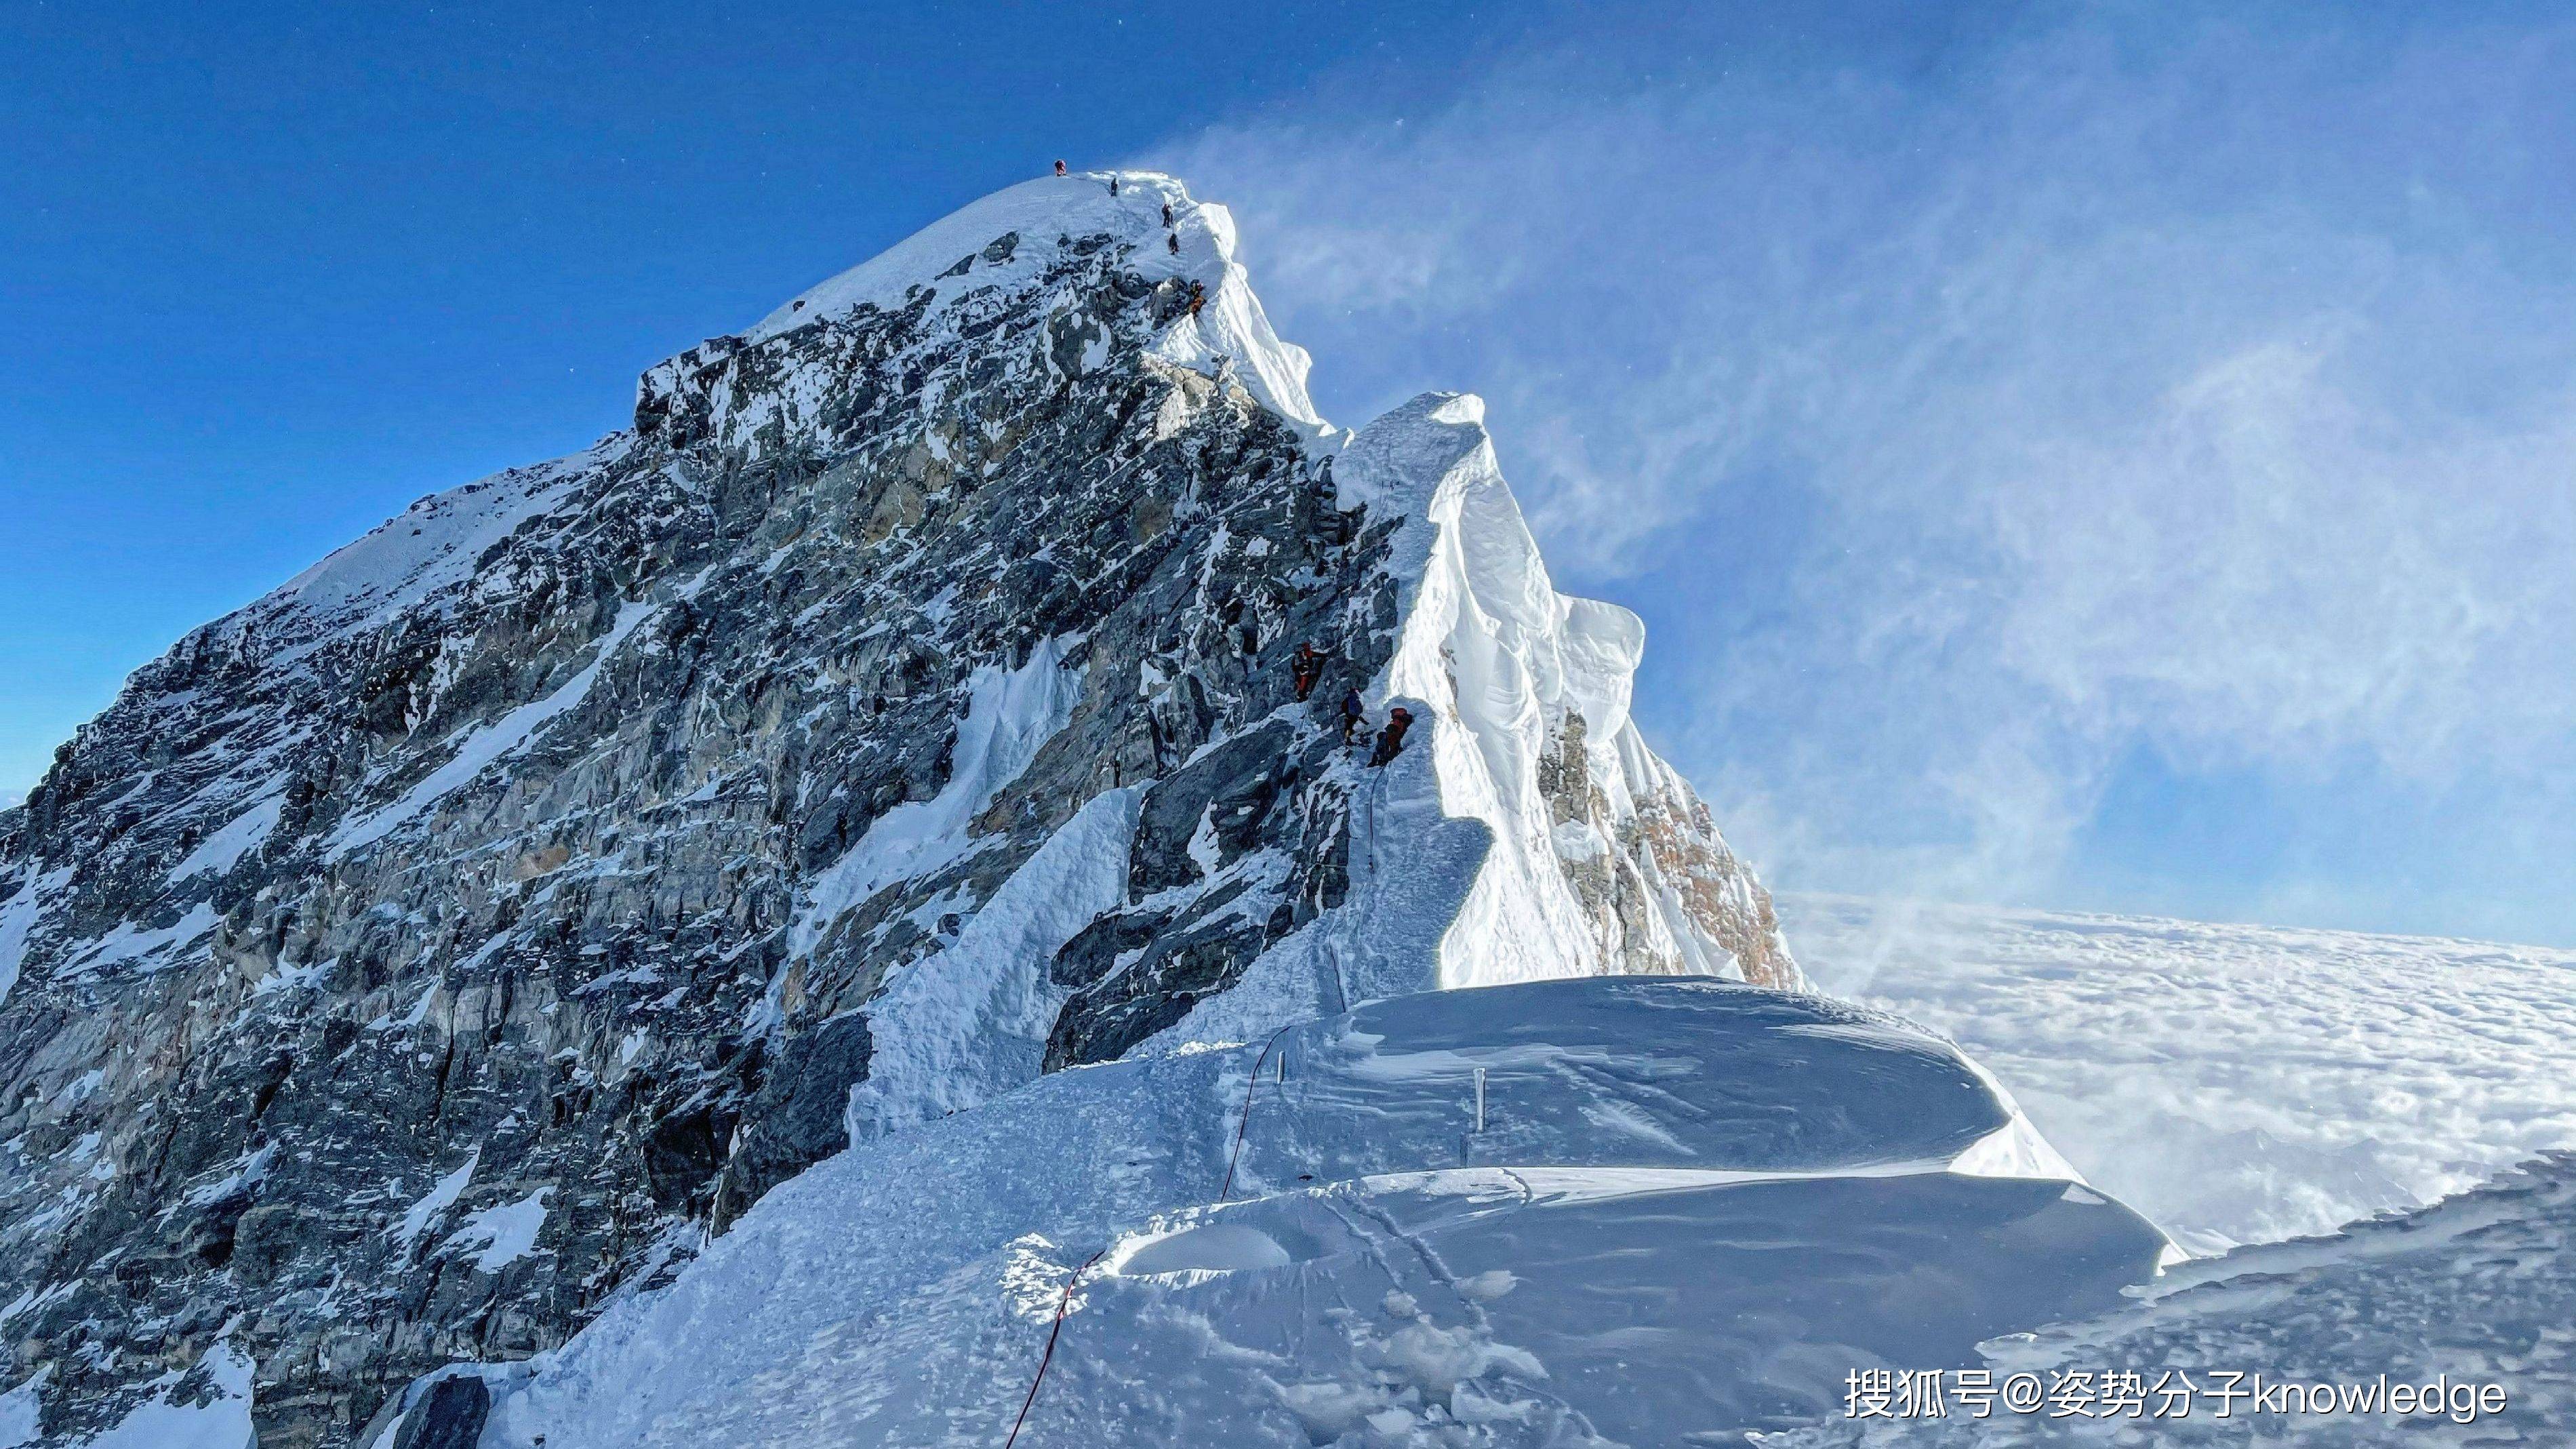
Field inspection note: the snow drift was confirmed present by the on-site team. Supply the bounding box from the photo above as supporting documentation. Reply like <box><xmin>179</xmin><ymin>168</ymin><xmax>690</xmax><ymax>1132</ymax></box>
<box><xmin>464</xmin><ymin>978</ymin><xmax>2162</xmax><ymax>1448</ymax></box>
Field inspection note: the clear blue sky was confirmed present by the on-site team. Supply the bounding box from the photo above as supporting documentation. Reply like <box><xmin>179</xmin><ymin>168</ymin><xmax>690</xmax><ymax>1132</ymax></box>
<box><xmin>8</xmin><ymin>1</ymin><xmax>2576</xmax><ymax>945</ymax></box>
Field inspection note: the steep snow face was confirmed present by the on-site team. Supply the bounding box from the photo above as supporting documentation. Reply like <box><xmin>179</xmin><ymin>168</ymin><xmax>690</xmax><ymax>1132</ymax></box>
<box><xmin>1337</xmin><ymin>393</ymin><xmax>1798</xmax><ymax>991</ymax></box>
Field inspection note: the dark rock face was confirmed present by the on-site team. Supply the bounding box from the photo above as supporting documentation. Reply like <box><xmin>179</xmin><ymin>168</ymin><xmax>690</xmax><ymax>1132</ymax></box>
<box><xmin>0</xmin><ymin>209</ymin><xmax>1398</xmax><ymax>1446</ymax></box>
<box><xmin>708</xmin><ymin>1012</ymin><xmax>869</xmax><ymax>1231</ymax></box>
<box><xmin>0</xmin><ymin>182</ymin><xmax>1790</xmax><ymax>1445</ymax></box>
<box><xmin>387</xmin><ymin>1376</ymin><xmax>489</xmax><ymax>1449</ymax></box>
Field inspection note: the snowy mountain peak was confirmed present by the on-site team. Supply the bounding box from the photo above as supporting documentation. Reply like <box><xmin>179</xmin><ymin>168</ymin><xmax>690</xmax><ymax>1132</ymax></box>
<box><xmin>660</xmin><ymin>170</ymin><xmax>1327</xmax><ymax>447</ymax></box>
<box><xmin>1</xmin><ymin>170</ymin><xmax>1807</xmax><ymax>1444</ymax></box>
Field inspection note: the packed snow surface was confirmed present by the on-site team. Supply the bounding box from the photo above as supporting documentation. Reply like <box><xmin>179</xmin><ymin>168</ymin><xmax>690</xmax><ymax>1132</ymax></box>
<box><xmin>477</xmin><ymin>978</ymin><xmax>2156</xmax><ymax>1447</ymax></box>
<box><xmin>1765</xmin><ymin>1151</ymin><xmax>2576</xmax><ymax>1447</ymax></box>
<box><xmin>1782</xmin><ymin>894</ymin><xmax>2576</xmax><ymax>1254</ymax></box>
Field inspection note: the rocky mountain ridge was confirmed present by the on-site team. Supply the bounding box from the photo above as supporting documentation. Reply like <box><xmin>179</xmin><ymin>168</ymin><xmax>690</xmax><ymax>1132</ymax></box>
<box><xmin>0</xmin><ymin>172</ymin><xmax>1792</xmax><ymax>1446</ymax></box>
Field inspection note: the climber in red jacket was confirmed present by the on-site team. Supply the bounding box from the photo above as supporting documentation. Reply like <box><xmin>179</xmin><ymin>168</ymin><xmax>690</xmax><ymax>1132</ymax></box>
<box><xmin>1291</xmin><ymin>642</ymin><xmax>1326</xmax><ymax>701</ymax></box>
<box><xmin>1370</xmin><ymin>707</ymin><xmax>1414</xmax><ymax>766</ymax></box>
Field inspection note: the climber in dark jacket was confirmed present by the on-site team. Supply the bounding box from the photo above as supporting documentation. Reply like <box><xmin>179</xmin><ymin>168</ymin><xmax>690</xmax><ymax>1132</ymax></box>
<box><xmin>1369</xmin><ymin>707</ymin><xmax>1413</xmax><ymax>766</ymax></box>
<box><xmin>1054</xmin><ymin>159</ymin><xmax>1068</xmax><ymax>176</ymax></box>
<box><xmin>1109</xmin><ymin>175</ymin><xmax>1120</xmax><ymax>196</ymax></box>
<box><xmin>1291</xmin><ymin>642</ymin><xmax>1326</xmax><ymax>701</ymax></box>
<box><xmin>1162</xmin><ymin>201</ymin><xmax>1174</xmax><ymax>226</ymax></box>
<box><xmin>1169</xmin><ymin>233</ymin><xmax>1182</xmax><ymax>256</ymax></box>
<box><xmin>1341</xmin><ymin>688</ymin><xmax>1367</xmax><ymax>745</ymax></box>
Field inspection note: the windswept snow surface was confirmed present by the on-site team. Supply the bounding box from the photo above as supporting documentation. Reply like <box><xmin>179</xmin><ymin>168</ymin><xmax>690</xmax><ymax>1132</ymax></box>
<box><xmin>1782</xmin><ymin>894</ymin><xmax>2576</xmax><ymax>1255</ymax></box>
<box><xmin>270</xmin><ymin>447</ymin><xmax>607</xmax><ymax>641</ymax></box>
<box><xmin>1765</xmin><ymin>1152</ymin><xmax>2576</xmax><ymax>1447</ymax></box>
<box><xmin>479</xmin><ymin>978</ymin><xmax>2157</xmax><ymax>1448</ymax></box>
<box><xmin>841</xmin><ymin>784</ymin><xmax>1141</xmax><ymax>1140</ymax></box>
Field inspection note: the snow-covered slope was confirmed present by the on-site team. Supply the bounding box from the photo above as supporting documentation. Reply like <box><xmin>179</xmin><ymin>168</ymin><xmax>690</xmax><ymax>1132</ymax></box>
<box><xmin>1782</xmin><ymin>894</ymin><xmax>2576</xmax><ymax>1254</ymax></box>
<box><xmin>444</xmin><ymin>978</ymin><xmax>2157</xmax><ymax>1448</ymax></box>
<box><xmin>1766</xmin><ymin>1151</ymin><xmax>2576</xmax><ymax>1448</ymax></box>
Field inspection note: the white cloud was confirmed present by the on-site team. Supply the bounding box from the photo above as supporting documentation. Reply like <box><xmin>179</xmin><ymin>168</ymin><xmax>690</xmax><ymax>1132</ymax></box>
<box><xmin>1148</xmin><ymin>6</ymin><xmax>2576</xmax><ymax>938</ymax></box>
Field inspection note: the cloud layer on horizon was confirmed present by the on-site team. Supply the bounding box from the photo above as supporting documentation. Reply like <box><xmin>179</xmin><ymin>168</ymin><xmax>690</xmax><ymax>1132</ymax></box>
<box><xmin>1150</xmin><ymin>3</ymin><xmax>2576</xmax><ymax>943</ymax></box>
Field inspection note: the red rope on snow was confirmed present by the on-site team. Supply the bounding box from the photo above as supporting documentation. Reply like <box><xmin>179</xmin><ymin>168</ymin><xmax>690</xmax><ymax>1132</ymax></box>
<box><xmin>1003</xmin><ymin>1245</ymin><xmax>1108</xmax><ymax>1449</ymax></box>
<box><xmin>1218</xmin><ymin>1026</ymin><xmax>1293</xmax><ymax>1201</ymax></box>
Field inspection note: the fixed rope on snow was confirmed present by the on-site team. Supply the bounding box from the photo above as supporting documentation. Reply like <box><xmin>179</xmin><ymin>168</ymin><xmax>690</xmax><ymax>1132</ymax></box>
<box><xmin>1007</xmin><ymin>1019</ymin><xmax>1299</xmax><ymax>1445</ymax></box>
<box><xmin>1219</xmin><ymin>1025</ymin><xmax>1295</xmax><ymax>1201</ymax></box>
<box><xmin>1009</xmin><ymin>722</ymin><xmax>1396</xmax><ymax>1440</ymax></box>
<box><xmin>1003</xmin><ymin>1245</ymin><xmax>1108</xmax><ymax>1449</ymax></box>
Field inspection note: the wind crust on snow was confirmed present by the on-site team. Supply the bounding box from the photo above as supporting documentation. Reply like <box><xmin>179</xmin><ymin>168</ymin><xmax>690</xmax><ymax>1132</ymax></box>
<box><xmin>472</xmin><ymin>978</ymin><xmax>2162</xmax><ymax>1448</ymax></box>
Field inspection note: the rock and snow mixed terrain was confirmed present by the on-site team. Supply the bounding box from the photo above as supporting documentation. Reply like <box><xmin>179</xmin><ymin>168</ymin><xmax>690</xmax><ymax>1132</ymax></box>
<box><xmin>0</xmin><ymin>172</ymin><xmax>1803</xmax><ymax>1446</ymax></box>
<box><xmin>3</xmin><ymin>167</ymin><xmax>2568</xmax><ymax>1447</ymax></box>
